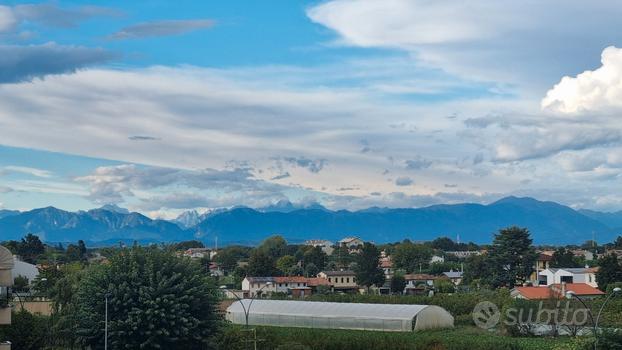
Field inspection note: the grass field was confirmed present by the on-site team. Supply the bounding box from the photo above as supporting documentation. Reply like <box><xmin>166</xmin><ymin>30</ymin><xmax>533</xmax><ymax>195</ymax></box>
<box><xmin>216</xmin><ymin>325</ymin><xmax>587</xmax><ymax>350</ymax></box>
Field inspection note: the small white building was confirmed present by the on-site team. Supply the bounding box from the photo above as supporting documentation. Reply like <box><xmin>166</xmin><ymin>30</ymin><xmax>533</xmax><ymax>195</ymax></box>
<box><xmin>442</xmin><ymin>270</ymin><xmax>463</xmax><ymax>285</ymax></box>
<box><xmin>305</xmin><ymin>240</ymin><xmax>335</xmax><ymax>255</ymax></box>
<box><xmin>430</xmin><ymin>255</ymin><xmax>445</xmax><ymax>264</ymax></box>
<box><xmin>12</xmin><ymin>258</ymin><xmax>39</xmax><ymax>284</ymax></box>
<box><xmin>183</xmin><ymin>248</ymin><xmax>217</xmax><ymax>260</ymax></box>
<box><xmin>339</xmin><ymin>237</ymin><xmax>364</xmax><ymax>248</ymax></box>
<box><xmin>537</xmin><ymin>267</ymin><xmax>599</xmax><ymax>288</ymax></box>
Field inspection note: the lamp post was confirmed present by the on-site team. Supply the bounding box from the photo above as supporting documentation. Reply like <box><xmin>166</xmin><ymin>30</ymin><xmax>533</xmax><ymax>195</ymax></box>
<box><xmin>221</xmin><ymin>282</ymin><xmax>273</xmax><ymax>350</ymax></box>
<box><xmin>104</xmin><ymin>293</ymin><xmax>111</xmax><ymax>350</ymax></box>
<box><xmin>566</xmin><ymin>288</ymin><xmax>621</xmax><ymax>350</ymax></box>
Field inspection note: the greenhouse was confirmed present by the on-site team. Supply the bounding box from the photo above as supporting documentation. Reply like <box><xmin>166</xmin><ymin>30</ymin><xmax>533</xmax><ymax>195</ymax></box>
<box><xmin>225</xmin><ymin>300</ymin><xmax>454</xmax><ymax>332</ymax></box>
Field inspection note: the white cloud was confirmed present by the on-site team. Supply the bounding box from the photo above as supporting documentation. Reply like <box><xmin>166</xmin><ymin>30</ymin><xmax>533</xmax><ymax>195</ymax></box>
<box><xmin>0</xmin><ymin>6</ymin><xmax>17</xmax><ymax>33</ymax></box>
<box><xmin>3</xmin><ymin>165</ymin><xmax>53</xmax><ymax>178</ymax></box>
<box><xmin>307</xmin><ymin>0</ymin><xmax>622</xmax><ymax>89</ymax></box>
<box><xmin>542</xmin><ymin>46</ymin><xmax>622</xmax><ymax>114</ymax></box>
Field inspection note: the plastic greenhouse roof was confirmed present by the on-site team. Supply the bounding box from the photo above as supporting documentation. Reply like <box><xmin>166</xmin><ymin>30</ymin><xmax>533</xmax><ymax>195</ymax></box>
<box><xmin>227</xmin><ymin>299</ymin><xmax>433</xmax><ymax>320</ymax></box>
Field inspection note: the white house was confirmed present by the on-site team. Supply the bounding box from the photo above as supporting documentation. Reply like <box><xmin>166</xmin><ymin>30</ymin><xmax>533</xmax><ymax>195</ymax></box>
<box><xmin>339</xmin><ymin>237</ymin><xmax>364</xmax><ymax>248</ymax></box>
<box><xmin>305</xmin><ymin>240</ymin><xmax>334</xmax><ymax>255</ymax></box>
<box><xmin>430</xmin><ymin>255</ymin><xmax>445</xmax><ymax>264</ymax></box>
<box><xmin>12</xmin><ymin>258</ymin><xmax>39</xmax><ymax>284</ymax></box>
<box><xmin>537</xmin><ymin>267</ymin><xmax>599</xmax><ymax>288</ymax></box>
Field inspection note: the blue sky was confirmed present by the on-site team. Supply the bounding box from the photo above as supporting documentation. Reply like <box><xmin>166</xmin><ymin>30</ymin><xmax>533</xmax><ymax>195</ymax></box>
<box><xmin>1</xmin><ymin>1</ymin><xmax>622</xmax><ymax>217</ymax></box>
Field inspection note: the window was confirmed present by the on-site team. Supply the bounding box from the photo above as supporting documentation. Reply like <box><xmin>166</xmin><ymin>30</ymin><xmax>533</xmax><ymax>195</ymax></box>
<box><xmin>346</xmin><ymin>278</ymin><xmax>350</xmax><ymax>283</ymax></box>
<box><xmin>341</xmin><ymin>278</ymin><xmax>344</xmax><ymax>283</ymax></box>
<box><xmin>328</xmin><ymin>278</ymin><xmax>332</xmax><ymax>282</ymax></box>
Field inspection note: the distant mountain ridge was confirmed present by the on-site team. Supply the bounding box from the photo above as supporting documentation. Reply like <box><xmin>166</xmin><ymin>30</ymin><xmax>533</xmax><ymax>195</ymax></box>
<box><xmin>0</xmin><ymin>197</ymin><xmax>619</xmax><ymax>245</ymax></box>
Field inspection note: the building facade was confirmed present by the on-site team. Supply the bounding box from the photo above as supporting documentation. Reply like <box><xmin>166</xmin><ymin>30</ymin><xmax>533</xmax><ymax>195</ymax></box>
<box><xmin>0</xmin><ymin>246</ymin><xmax>14</xmax><ymax>350</ymax></box>
<box><xmin>537</xmin><ymin>267</ymin><xmax>599</xmax><ymax>288</ymax></box>
<box><xmin>317</xmin><ymin>270</ymin><xmax>358</xmax><ymax>292</ymax></box>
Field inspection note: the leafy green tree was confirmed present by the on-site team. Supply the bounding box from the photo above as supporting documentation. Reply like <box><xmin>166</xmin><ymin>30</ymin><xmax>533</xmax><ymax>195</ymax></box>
<box><xmin>73</xmin><ymin>246</ymin><xmax>220</xmax><ymax>349</ymax></box>
<box><xmin>173</xmin><ymin>240</ymin><xmax>205</xmax><ymax>250</ymax></box>
<box><xmin>429</xmin><ymin>261</ymin><xmax>461</xmax><ymax>275</ymax></box>
<box><xmin>303</xmin><ymin>246</ymin><xmax>327</xmax><ymax>271</ymax></box>
<box><xmin>393</xmin><ymin>242</ymin><xmax>433</xmax><ymax>273</ymax></box>
<box><xmin>13</xmin><ymin>275</ymin><xmax>29</xmax><ymax>293</ymax></box>
<box><xmin>332</xmin><ymin>245</ymin><xmax>353</xmax><ymax>269</ymax></box>
<box><xmin>354</xmin><ymin>243</ymin><xmax>385</xmax><ymax>291</ymax></box>
<box><xmin>614</xmin><ymin>236</ymin><xmax>622</xmax><ymax>249</ymax></box>
<box><xmin>434</xmin><ymin>279</ymin><xmax>456</xmax><ymax>293</ymax></box>
<box><xmin>487</xmin><ymin>226</ymin><xmax>538</xmax><ymax>288</ymax></box>
<box><xmin>430</xmin><ymin>237</ymin><xmax>457</xmax><ymax>251</ymax></box>
<box><xmin>389</xmin><ymin>274</ymin><xmax>406</xmax><ymax>294</ymax></box>
<box><xmin>596</xmin><ymin>254</ymin><xmax>622</xmax><ymax>292</ymax></box>
<box><xmin>247</xmin><ymin>249</ymin><xmax>278</xmax><ymax>276</ymax></box>
<box><xmin>304</xmin><ymin>262</ymin><xmax>319</xmax><ymax>277</ymax></box>
<box><xmin>0</xmin><ymin>310</ymin><xmax>48</xmax><ymax>350</ymax></box>
<box><xmin>257</xmin><ymin>235</ymin><xmax>288</xmax><ymax>258</ymax></box>
<box><xmin>214</xmin><ymin>246</ymin><xmax>250</xmax><ymax>273</ymax></box>
<box><xmin>551</xmin><ymin>247</ymin><xmax>581</xmax><ymax>268</ymax></box>
<box><xmin>18</xmin><ymin>234</ymin><xmax>45</xmax><ymax>263</ymax></box>
<box><xmin>462</xmin><ymin>254</ymin><xmax>490</xmax><ymax>287</ymax></box>
<box><xmin>276</xmin><ymin>255</ymin><xmax>297</xmax><ymax>275</ymax></box>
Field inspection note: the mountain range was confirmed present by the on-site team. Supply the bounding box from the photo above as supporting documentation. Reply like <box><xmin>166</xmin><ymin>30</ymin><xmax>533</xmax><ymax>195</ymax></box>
<box><xmin>0</xmin><ymin>197</ymin><xmax>620</xmax><ymax>245</ymax></box>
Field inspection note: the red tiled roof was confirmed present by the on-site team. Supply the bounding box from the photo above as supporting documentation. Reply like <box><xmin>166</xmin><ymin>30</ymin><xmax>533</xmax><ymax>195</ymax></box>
<box><xmin>538</xmin><ymin>253</ymin><xmax>553</xmax><ymax>261</ymax></box>
<box><xmin>550</xmin><ymin>283</ymin><xmax>604</xmax><ymax>296</ymax></box>
<box><xmin>514</xmin><ymin>283</ymin><xmax>604</xmax><ymax>300</ymax></box>
<box><xmin>404</xmin><ymin>274</ymin><xmax>441</xmax><ymax>281</ymax></box>
<box><xmin>513</xmin><ymin>287</ymin><xmax>555</xmax><ymax>300</ymax></box>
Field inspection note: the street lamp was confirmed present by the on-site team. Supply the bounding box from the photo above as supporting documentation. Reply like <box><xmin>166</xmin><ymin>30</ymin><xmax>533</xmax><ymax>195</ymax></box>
<box><xmin>221</xmin><ymin>282</ymin><xmax>273</xmax><ymax>350</ymax></box>
<box><xmin>104</xmin><ymin>293</ymin><xmax>111</xmax><ymax>350</ymax></box>
<box><xmin>566</xmin><ymin>288</ymin><xmax>621</xmax><ymax>349</ymax></box>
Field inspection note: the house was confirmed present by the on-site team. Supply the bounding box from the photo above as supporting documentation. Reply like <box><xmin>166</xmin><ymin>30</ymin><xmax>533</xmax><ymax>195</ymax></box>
<box><xmin>442</xmin><ymin>270</ymin><xmax>463</xmax><ymax>285</ymax></box>
<box><xmin>430</xmin><ymin>255</ymin><xmax>445</xmax><ymax>264</ymax></box>
<box><xmin>571</xmin><ymin>249</ymin><xmax>595</xmax><ymax>261</ymax></box>
<box><xmin>317</xmin><ymin>270</ymin><xmax>358</xmax><ymax>292</ymax></box>
<box><xmin>305</xmin><ymin>240</ymin><xmax>335</xmax><ymax>255</ymax></box>
<box><xmin>538</xmin><ymin>267</ymin><xmax>599</xmax><ymax>288</ymax></box>
<box><xmin>183</xmin><ymin>248</ymin><xmax>217</xmax><ymax>260</ymax></box>
<box><xmin>339</xmin><ymin>237</ymin><xmax>364</xmax><ymax>249</ymax></box>
<box><xmin>12</xmin><ymin>258</ymin><xmax>39</xmax><ymax>285</ymax></box>
<box><xmin>379</xmin><ymin>251</ymin><xmax>393</xmax><ymax>280</ymax></box>
<box><xmin>511</xmin><ymin>283</ymin><xmax>604</xmax><ymax>300</ymax></box>
<box><xmin>530</xmin><ymin>253</ymin><xmax>553</xmax><ymax>282</ymax></box>
<box><xmin>242</xmin><ymin>276</ymin><xmax>331</xmax><ymax>298</ymax></box>
<box><xmin>445</xmin><ymin>251</ymin><xmax>481</xmax><ymax>259</ymax></box>
<box><xmin>403</xmin><ymin>274</ymin><xmax>447</xmax><ymax>295</ymax></box>
<box><xmin>0</xmin><ymin>245</ymin><xmax>14</xmax><ymax>349</ymax></box>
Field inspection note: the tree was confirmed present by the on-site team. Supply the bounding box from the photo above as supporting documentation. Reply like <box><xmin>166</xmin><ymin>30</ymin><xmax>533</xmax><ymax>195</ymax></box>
<box><xmin>487</xmin><ymin>226</ymin><xmax>537</xmax><ymax>288</ymax></box>
<box><xmin>354</xmin><ymin>243</ymin><xmax>385</xmax><ymax>291</ymax></box>
<box><xmin>276</xmin><ymin>255</ymin><xmax>297</xmax><ymax>276</ymax></box>
<box><xmin>257</xmin><ymin>235</ymin><xmax>288</xmax><ymax>258</ymax></box>
<box><xmin>304</xmin><ymin>263</ymin><xmax>319</xmax><ymax>277</ymax></box>
<box><xmin>389</xmin><ymin>274</ymin><xmax>406</xmax><ymax>294</ymax></box>
<box><xmin>73</xmin><ymin>246</ymin><xmax>220</xmax><ymax>349</ymax></box>
<box><xmin>214</xmin><ymin>246</ymin><xmax>250</xmax><ymax>273</ymax></box>
<box><xmin>247</xmin><ymin>250</ymin><xmax>277</xmax><ymax>276</ymax></box>
<box><xmin>462</xmin><ymin>254</ymin><xmax>490</xmax><ymax>287</ymax></box>
<box><xmin>551</xmin><ymin>247</ymin><xmax>581</xmax><ymax>268</ymax></box>
<box><xmin>430</xmin><ymin>237</ymin><xmax>457</xmax><ymax>251</ymax></box>
<box><xmin>173</xmin><ymin>240</ymin><xmax>205</xmax><ymax>251</ymax></box>
<box><xmin>13</xmin><ymin>275</ymin><xmax>29</xmax><ymax>293</ymax></box>
<box><xmin>0</xmin><ymin>310</ymin><xmax>48</xmax><ymax>350</ymax></box>
<box><xmin>393</xmin><ymin>242</ymin><xmax>433</xmax><ymax>273</ymax></box>
<box><xmin>65</xmin><ymin>244</ymin><xmax>84</xmax><ymax>262</ymax></box>
<box><xmin>614</xmin><ymin>236</ymin><xmax>622</xmax><ymax>249</ymax></box>
<box><xmin>596</xmin><ymin>254</ymin><xmax>622</xmax><ymax>292</ymax></box>
<box><xmin>18</xmin><ymin>234</ymin><xmax>45</xmax><ymax>264</ymax></box>
<box><xmin>332</xmin><ymin>245</ymin><xmax>353</xmax><ymax>268</ymax></box>
<box><xmin>429</xmin><ymin>261</ymin><xmax>461</xmax><ymax>275</ymax></box>
<box><xmin>303</xmin><ymin>246</ymin><xmax>327</xmax><ymax>271</ymax></box>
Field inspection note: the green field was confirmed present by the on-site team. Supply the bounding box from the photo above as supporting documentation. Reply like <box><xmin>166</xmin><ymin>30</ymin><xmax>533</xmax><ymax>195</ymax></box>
<box><xmin>216</xmin><ymin>325</ymin><xmax>587</xmax><ymax>350</ymax></box>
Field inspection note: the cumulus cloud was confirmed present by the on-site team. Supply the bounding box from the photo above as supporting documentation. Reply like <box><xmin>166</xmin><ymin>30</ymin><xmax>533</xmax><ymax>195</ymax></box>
<box><xmin>0</xmin><ymin>43</ymin><xmax>115</xmax><ymax>83</ymax></box>
<box><xmin>110</xmin><ymin>19</ymin><xmax>214</xmax><ymax>40</ymax></box>
<box><xmin>542</xmin><ymin>46</ymin><xmax>622</xmax><ymax>114</ymax></box>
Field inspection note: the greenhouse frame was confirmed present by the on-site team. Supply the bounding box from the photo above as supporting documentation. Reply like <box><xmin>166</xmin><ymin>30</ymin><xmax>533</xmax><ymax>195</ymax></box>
<box><xmin>225</xmin><ymin>299</ymin><xmax>454</xmax><ymax>332</ymax></box>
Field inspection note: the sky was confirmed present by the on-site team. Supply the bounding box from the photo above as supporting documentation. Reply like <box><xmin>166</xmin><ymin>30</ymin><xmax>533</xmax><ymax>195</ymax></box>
<box><xmin>1</xmin><ymin>1</ymin><xmax>622</xmax><ymax>218</ymax></box>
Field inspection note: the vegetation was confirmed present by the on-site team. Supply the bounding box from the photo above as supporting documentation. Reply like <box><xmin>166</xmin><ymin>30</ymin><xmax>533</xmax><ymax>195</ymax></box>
<box><xmin>596</xmin><ymin>254</ymin><xmax>622</xmax><ymax>292</ymax></box>
<box><xmin>354</xmin><ymin>242</ymin><xmax>385</xmax><ymax>290</ymax></box>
